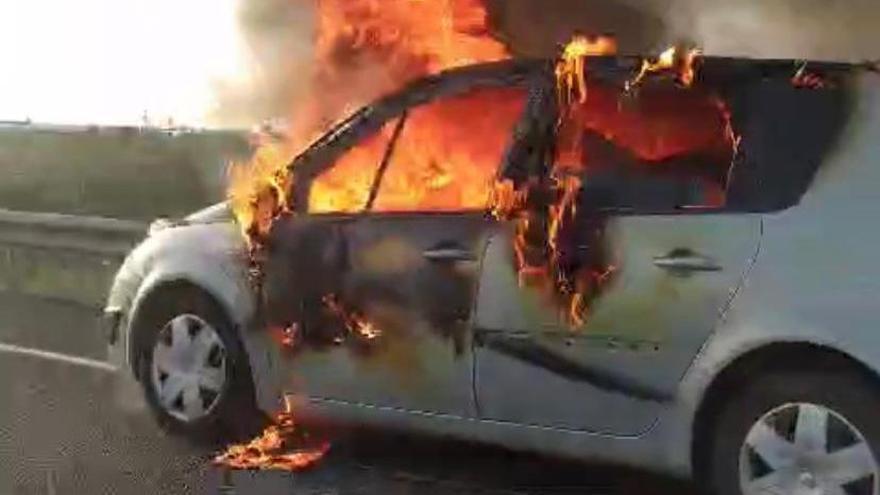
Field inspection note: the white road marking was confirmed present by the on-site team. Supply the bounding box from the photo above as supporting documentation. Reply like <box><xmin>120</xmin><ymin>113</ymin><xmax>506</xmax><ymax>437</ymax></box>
<box><xmin>0</xmin><ymin>341</ymin><xmax>117</xmax><ymax>372</ymax></box>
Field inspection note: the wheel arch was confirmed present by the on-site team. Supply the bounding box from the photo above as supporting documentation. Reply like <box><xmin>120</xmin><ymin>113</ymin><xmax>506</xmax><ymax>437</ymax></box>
<box><xmin>691</xmin><ymin>340</ymin><xmax>880</xmax><ymax>481</ymax></box>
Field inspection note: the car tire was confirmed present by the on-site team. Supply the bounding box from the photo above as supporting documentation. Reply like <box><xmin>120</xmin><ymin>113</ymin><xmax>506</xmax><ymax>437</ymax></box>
<box><xmin>134</xmin><ymin>285</ymin><xmax>264</xmax><ymax>443</ymax></box>
<box><xmin>706</xmin><ymin>368</ymin><xmax>880</xmax><ymax>495</ymax></box>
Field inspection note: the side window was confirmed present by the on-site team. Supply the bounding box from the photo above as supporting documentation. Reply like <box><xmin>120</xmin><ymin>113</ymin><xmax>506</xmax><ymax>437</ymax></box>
<box><xmin>566</xmin><ymin>79</ymin><xmax>850</xmax><ymax>215</ymax></box>
<box><xmin>308</xmin><ymin>118</ymin><xmax>401</xmax><ymax>214</ymax></box>
<box><xmin>371</xmin><ymin>86</ymin><xmax>528</xmax><ymax>213</ymax></box>
<box><xmin>560</xmin><ymin>85</ymin><xmax>736</xmax><ymax>214</ymax></box>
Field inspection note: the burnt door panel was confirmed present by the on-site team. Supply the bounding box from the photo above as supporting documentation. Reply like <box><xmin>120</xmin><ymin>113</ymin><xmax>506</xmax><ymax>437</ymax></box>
<box><xmin>284</xmin><ymin>213</ymin><xmax>495</xmax><ymax>417</ymax></box>
<box><xmin>474</xmin><ymin>214</ymin><xmax>759</xmax><ymax>434</ymax></box>
<box><xmin>262</xmin><ymin>215</ymin><xmax>352</xmax><ymax>329</ymax></box>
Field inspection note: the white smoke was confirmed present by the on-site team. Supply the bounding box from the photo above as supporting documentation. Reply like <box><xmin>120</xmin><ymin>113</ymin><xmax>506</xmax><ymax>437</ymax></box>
<box><xmin>669</xmin><ymin>0</ymin><xmax>880</xmax><ymax>61</ymax></box>
<box><xmin>209</xmin><ymin>0</ymin><xmax>316</xmax><ymax>127</ymax></box>
<box><xmin>211</xmin><ymin>0</ymin><xmax>878</xmax><ymax>127</ymax></box>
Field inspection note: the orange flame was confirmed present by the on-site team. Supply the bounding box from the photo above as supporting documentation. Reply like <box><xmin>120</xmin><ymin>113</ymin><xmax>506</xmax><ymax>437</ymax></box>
<box><xmin>491</xmin><ymin>36</ymin><xmax>736</xmax><ymax>327</ymax></box>
<box><xmin>269</xmin><ymin>323</ymin><xmax>300</xmax><ymax>349</ymax></box>
<box><xmin>792</xmin><ymin>64</ymin><xmax>827</xmax><ymax>89</ymax></box>
<box><xmin>627</xmin><ymin>44</ymin><xmax>701</xmax><ymax>90</ymax></box>
<box><xmin>370</xmin><ymin>86</ymin><xmax>527</xmax><ymax>213</ymax></box>
<box><xmin>228</xmin><ymin>0</ymin><xmax>510</xmax><ymax>252</ymax></box>
<box><xmin>322</xmin><ymin>294</ymin><xmax>382</xmax><ymax>341</ymax></box>
<box><xmin>555</xmin><ymin>35</ymin><xmax>618</xmax><ymax>106</ymax></box>
<box><xmin>227</xmin><ymin>139</ymin><xmax>295</xmax><ymax>252</ymax></box>
<box><xmin>222</xmin><ymin>0</ymin><xmax>511</xmax><ymax>471</ymax></box>
<box><xmin>307</xmin><ymin>118</ymin><xmax>403</xmax><ymax>214</ymax></box>
<box><xmin>214</xmin><ymin>399</ymin><xmax>329</xmax><ymax>471</ymax></box>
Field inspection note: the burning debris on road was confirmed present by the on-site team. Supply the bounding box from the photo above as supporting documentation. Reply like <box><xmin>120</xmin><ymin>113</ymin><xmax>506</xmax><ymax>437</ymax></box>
<box><xmin>214</xmin><ymin>399</ymin><xmax>330</xmax><ymax>471</ymax></box>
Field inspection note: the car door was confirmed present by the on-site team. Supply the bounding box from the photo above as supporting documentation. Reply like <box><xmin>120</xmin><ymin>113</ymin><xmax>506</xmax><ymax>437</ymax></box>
<box><xmin>475</xmin><ymin>214</ymin><xmax>759</xmax><ymax>434</ymax></box>
<box><xmin>273</xmin><ymin>80</ymin><xmax>531</xmax><ymax>418</ymax></box>
<box><xmin>473</xmin><ymin>111</ymin><xmax>762</xmax><ymax>435</ymax></box>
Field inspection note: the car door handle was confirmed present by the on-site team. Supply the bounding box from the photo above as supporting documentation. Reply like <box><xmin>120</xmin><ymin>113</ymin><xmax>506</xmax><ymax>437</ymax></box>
<box><xmin>423</xmin><ymin>247</ymin><xmax>476</xmax><ymax>262</ymax></box>
<box><xmin>653</xmin><ymin>250</ymin><xmax>721</xmax><ymax>272</ymax></box>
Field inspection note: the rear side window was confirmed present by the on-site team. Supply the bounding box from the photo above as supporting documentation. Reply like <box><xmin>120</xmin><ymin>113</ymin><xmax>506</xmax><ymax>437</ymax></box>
<box><xmin>723</xmin><ymin>79</ymin><xmax>851</xmax><ymax>213</ymax></box>
<box><xmin>565</xmin><ymin>78</ymin><xmax>851</xmax><ymax>215</ymax></box>
<box><xmin>557</xmin><ymin>83</ymin><xmax>735</xmax><ymax>214</ymax></box>
<box><xmin>371</xmin><ymin>86</ymin><xmax>528</xmax><ymax>213</ymax></box>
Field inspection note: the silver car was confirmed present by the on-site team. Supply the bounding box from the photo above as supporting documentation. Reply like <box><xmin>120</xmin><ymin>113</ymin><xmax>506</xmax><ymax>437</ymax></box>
<box><xmin>104</xmin><ymin>58</ymin><xmax>880</xmax><ymax>495</ymax></box>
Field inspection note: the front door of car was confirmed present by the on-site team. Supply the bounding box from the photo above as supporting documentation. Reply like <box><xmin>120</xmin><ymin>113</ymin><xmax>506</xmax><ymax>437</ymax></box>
<box><xmin>474</xmin><ymin>114</ymin><xmax>762</xmax><ymax>435</ymax></box>
<box><xmin>275</xmin><ymin>82</ymin><xmax>530</xmax><ymax>418</ymax></box>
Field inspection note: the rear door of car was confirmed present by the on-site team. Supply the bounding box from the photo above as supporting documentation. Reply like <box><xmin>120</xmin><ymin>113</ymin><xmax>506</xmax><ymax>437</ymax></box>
<box><xmin>475</xmin><ymin>210</ymin><xmax>760</xmax><ymax>434</ymax></box>
<box><xmin>275</xmin><ymin>77</ymin><xmax>532</xmax><ymax>418</ymax></box>
<box><xmin>473</xmin><ymin>78</ymin><xmax>765</xmax><ymax>435</ymax></box>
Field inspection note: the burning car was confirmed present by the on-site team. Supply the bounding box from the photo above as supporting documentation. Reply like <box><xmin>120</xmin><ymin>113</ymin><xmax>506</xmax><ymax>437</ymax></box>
<box><xmin>103</xmin><ymin>54</ymin><xmax>880</xmax><ymax>495</ymax></box>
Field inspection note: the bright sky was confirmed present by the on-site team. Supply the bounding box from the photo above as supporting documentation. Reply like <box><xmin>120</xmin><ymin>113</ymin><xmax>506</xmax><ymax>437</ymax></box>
<box><xmin>0</xmin><ymin>0</ymin><xmax>251</xmax><ymax>126</ymax></box>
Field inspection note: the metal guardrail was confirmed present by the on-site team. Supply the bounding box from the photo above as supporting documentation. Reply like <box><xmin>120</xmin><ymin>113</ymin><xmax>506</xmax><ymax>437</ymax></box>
<box><xmin>0</xmin><ymin>208</ymin><xmax>147</xmax><ymax>258</ymax></box>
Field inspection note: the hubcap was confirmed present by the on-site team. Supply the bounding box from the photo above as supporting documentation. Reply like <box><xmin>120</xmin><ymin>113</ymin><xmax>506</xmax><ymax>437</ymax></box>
<box><xmin>739</xmin><ymin>402</ymin><xmax>879</xmax><ymax>495</ymax></box>
<box><xmin>150</xmin><ymin>314</ymin><xmax>227</xmax><ymax>422</ymax></box>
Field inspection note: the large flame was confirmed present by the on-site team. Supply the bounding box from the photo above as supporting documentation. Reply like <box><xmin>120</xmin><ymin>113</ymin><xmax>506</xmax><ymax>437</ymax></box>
<box><xmin>494</xmin><ymin>36</ymin><xmax>737</xmax><ymax>326</ymax></box>
<box><xmin>228</xmin><ymin>0</ymin><xmax>510</xmax><ymax>252</ymax></box>
<box><xmin>371</xmin><ymin>86</ymin><xmax>527</xmax><ymax>212</ymax></box>
<box><xmin>307</xmin><ymin>118</ymin><xmax>403</xmax><ymax>214</ymax></box>
<box><xmin>222</xmin><ymin>0</ymin><xmax>511</xmax><ymax>472</ymax></box>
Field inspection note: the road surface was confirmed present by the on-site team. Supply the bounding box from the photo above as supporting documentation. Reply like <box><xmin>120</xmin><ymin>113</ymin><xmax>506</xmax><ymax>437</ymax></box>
<box><xmin>0</xmin><ymin>291</ymin><xmax>698</xmax><ymax>494</ymax></box>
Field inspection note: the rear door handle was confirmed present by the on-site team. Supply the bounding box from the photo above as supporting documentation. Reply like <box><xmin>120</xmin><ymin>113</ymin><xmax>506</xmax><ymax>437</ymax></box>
<box><xmin>653</xmin><ymin>250</ymin><xmax>721</xmax><ymax>272</ymax></box>
<box><xmin>423</xmin><ymin>247</ymin><xmax>476</xmax><ymax>262</ymax></box>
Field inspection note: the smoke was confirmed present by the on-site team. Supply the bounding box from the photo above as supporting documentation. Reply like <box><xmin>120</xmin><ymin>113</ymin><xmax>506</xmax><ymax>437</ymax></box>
<box><xmin>670</xmin><ymin>0</ymin><xmax>880</xmax><ymax>61</ymax></box>
<box><xmin>211</xmin><ymin>0</ymin><xmax>670</xmax><ymax>127</ymax></box>
<box><xmin>212</xmin><ymin>0</ymin><xmax>878</xmax><ymax>127</ymax></box>
<box><xmin>488</xmin><ymin>0</ymin><xmax>669</xmax><ymax>56</ymax></box>
<box><xmin>209</xmin><ymin>0</ymin><xmax>316</xmax><ymax>127</ymax></box>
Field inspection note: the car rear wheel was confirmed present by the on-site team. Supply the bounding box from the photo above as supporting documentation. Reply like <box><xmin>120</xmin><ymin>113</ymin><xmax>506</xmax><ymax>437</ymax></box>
<box><xmin>706</xmin><ymin>369</ymin><xmax>880</xmax><ymax>495</ymax></box>
<box><xmin>134</xmin><ymin>286</ymin><xmax>262</xmax><ymax>442</ymax></box>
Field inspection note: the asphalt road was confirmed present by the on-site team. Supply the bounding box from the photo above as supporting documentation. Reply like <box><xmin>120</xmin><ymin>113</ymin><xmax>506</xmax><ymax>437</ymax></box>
<box><xmin>0</xmin><ymin>291</ymin><xmax>699</xmax><ymax>495</ymax></box>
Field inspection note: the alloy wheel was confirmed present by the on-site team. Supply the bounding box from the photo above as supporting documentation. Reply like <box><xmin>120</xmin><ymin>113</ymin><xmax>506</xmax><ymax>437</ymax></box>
<box><xmin>739</xmin><ymin>402</ymin><xmax>879</xmax><ymax>495</ymax></box>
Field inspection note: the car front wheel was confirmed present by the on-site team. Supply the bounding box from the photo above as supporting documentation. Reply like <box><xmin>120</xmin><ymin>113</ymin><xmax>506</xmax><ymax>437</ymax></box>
<box><xmin>134</xmin><ymin>286</ymin><xmax>261</xmax><ymax>442</ymax></box>
<box><xmin>707</xmin><ymin>368</ymin><xmax>880</xmax><ymax>495</ymax></box>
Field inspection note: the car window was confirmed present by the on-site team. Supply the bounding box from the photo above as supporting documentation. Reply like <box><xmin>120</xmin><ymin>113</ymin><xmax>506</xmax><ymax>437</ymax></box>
<box><xmin>566</xmin><ymin>79</ymin><xmax>851</xmax><ymax>216</ymax></box>
<box><xmin>370</xmin><ymin>86</ymin><xmax>528</xmax><ymax>213</ymax></box>
<box><xmin>558</xmin><ymin>85</ymin><xmax>736</xmax><ymax>215</ymax></box>
<box><xmin>307</xmin><ymin>117</ymin><xmax>402</xmax><ymax>214</ymax></box>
